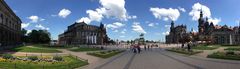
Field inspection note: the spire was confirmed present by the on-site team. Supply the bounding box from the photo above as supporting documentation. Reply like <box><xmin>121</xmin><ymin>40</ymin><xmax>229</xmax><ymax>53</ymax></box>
<box><xmin>171</xmin><ymin>21</ymin><xmax>174</xmax><ymax>28</ymax></box>
<box><xmin>191</xmin><ymin>28</ymin><xmax>194</xmax><ymax>32</ymax></box>
<box><xmin>200</xmin><ymin>10</ymin><xmax>203</xmax><ymax>18</ymax></box>
<box><xmin>170</xmin><ymin>21</ymin><xmax>174</xmax><ymax>32</ymax></box>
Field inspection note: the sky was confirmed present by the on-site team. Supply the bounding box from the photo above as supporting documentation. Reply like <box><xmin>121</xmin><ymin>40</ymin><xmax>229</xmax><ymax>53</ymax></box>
<box><xmin>4</xmin><ymin>0</ymin><xmax>240</xmax><ymax>41</ymax></box>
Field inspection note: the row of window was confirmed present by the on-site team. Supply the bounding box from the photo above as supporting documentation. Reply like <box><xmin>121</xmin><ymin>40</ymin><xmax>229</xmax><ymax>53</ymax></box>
<box><xmin>0</xmin><ymin>12</ymin><xmax>21</xmax><ymax>31</ymax></box>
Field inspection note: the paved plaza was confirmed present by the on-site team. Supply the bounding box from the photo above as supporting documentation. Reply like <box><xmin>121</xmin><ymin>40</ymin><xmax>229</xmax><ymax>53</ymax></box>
<box><xmin>81</xmin><ymin>46</ymin><xmax>240</xmax><ymax>69</ymax></box>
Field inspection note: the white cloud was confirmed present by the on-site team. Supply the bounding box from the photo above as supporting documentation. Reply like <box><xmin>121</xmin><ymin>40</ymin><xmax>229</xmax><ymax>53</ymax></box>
<box><xmin>165</xmin><ymin>25</ymin><xmax>171</xmax><ymax>28</ymax></box>
<box><xmin>27</xmin><ymin>30</ymin><xmax>32</xmax><ymax>34</ymax></box>
<box><xmin>120</xmin><ymin>35</ymin><xmax>125</xmax><ymax>38</ymax></box>
<box><xmin>99</xmin><ymin>0</ymin><xmax>128</xmax><ymax>21</ymax></box>
<box><xmin>113</xmin><ymin>30</ymin><xmax>119</xmax><ymax>32</ymax></box>
<box><xmin>21</xmin><ymin>23</ymin><xmax>30</xmax><ymax>28</ymax></box>
<box><xmin>148</xmin><ymin>23</ymin><xmax>154</xmax><ymax>27</ymax></box>
<box><xmin>58</xmin><ymin>9</ymin><xmax>71</xmax><ymax>18</ymax></box>
<box><xmin>35</xmin><ymin>24</ymin><xmax>50</xmax><ymax>30</ymax></box>
<box><xmin>28</xmin><ymin>16</ymin><xmax>39</xmax><ymax>23</ymax></box>
<box><xmin>128</xmin><ymin>15</ymin><xmax>137</xmax><ymax>19</ymax></box>
<box><xmin>178</xmin><ymin>7</ymin><xmax>186</xmax><ymax>12</ymax></box>
<box><xmin>28</xmin><ymin>15</ymin><xmax>45</xmax><ymax>23</ymax></box>
<box><xmin>76</xmin><ymin>17</ymin><xmax>91</xmax><ymax>24</ymax></box>
<box><xmin>208</xmin><ymin>18</ymin><xmax>221</xmax><ymax>25</ymax></box>
<box><xmin>106</xmin><ymin>22</ymin><xmax>125</xmax><ymax>29</ymax></box>
<box><xmin>191</xmin><ymin>29</ymin><xmax>197</xmax><ymax>32</ymax></box>
<box><xmin>150</xmin><ymin>7</ymin><xmax>180</xmax><ymax>21</ymax></box>
<box><xmin>76</xmin><ymin>0</ymin><xmax>134</xmax><ymax>23</ymax></box>
<box><xmin>86</xmin><ymin>10</ymin><xmax>103</xmax><ymax>22</ymax></box>
<box><xmin>132</xmin><ymin>22</ymin><xmax>146</xmax><ymax>34</ymax></box>
<box><xmin>189</xmin><ymin>3</ymin><xmax>211</xmax><ymax>21</ymax></box>
<box><xmin>189</xmin><ymin>3</ymin><xmax>221</xmax><ymax>25</ymax></box>
<box><xmin>120</xmin><ymin>29</ymin><xmax>127</xmax><ymax>34</ymax></box>
<box><xmin>162</xmin><ymin>31</ymin><xmax>169</xmax><ymax>35</ymax></box>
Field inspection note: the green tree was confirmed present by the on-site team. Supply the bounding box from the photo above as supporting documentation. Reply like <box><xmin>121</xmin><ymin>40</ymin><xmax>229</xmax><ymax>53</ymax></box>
<box><xmin>28</xmin><ymin>30</ymin><xmax>51</xmax><ymax>44</ymax></box>
<box><xmin>21</xmin><ymin>29</ymin><xmax>30</xmax><ymax>43</ymax></box>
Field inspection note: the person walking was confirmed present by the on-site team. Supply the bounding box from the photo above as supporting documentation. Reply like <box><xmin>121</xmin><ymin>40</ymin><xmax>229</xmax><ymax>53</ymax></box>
<box><xmin>137</xmin><ymin>44</ymin><xmax>141</xmax><ymax>53</ymax></box>
<box><xmin>187</xmin><ymin>43</ymin><xmax>191</xmax><ymax>52</ymax></box>
<box><xmin>144</xmin><ymin>45</ymin><xmax>147</xmax><ymax>51</ymax></box>
<box><xmin>147</xmin><ymin>45</ymin><xmax>150</xmax><ymax>50</ymax></box>
<box><xmin>181</xmin><ymin>43</ymin><xmax>184</xmax><ymax>48</ymax></box>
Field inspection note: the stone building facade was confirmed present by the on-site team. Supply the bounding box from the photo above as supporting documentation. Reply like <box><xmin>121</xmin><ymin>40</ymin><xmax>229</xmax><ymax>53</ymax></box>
<box><xmin>0</xmin><ymin>0</ymin><xmax>22</xmax><ymax>47</ymax></box>
<box><xmin>166</xmin><ymin>10</ymin><xmax>240</xmax><ymax>45</ymax></box>
<box><xmin>58</xmin><ymin>22</ymin><xmax>109</xmax><ymax>45</ymax></box>
<box><xmin>166</xmin><ymin>21</ymin><xmax>187</xmax><ymax>43</ymax></box>
<box><xmin>197</xmin><ymin>11</ymin><xmax>240</xmax><ymax>45</ymax></box>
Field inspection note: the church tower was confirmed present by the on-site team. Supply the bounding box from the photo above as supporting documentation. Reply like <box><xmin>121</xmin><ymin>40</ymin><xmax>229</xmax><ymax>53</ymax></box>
<box><xmin>198</xmin><ymin>10</ymin><xmax>204</xmax><ymax>34</ymax></box>
<box><xmin>170</xmin><ymin>21</ymin><xmax>174</xmax><ymax>32</ymax></box>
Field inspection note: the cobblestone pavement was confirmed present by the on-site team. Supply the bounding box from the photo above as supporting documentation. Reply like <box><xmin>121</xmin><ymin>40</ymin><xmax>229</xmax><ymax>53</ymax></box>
<box><xmin>82</xmin><ymin>48</ymin><xmax>240</xmax><ymax>69</ymax></box>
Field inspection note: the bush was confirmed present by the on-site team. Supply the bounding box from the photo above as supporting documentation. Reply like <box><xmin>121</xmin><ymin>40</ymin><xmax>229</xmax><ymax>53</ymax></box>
<box><xmin>28</xmin><ymin>56</ymin><xmax>38</xmax><ymax>61</ymax></box>
<box><xmin>207</xmin><ymin>52</ymin><xmax>240</xmax><ymax>60</ymax></box>
<box><xmin>100</xmin><ymin>51</ymin><xmax>106</xmax><ymax>54</ymax></box>
<box><xmin>226</xmin><ymin>51</ymin><xmax>235</xmax><ymax>55</ymax></box>
<box><xmin>2</xmin><ymin>54</ymin><xmax>13</xmax><ymax>59</ymax></box>
<box><xmin>53</xmin><ymin>56</ymin><xmax>63</xmax><ymax>61</ymax></box>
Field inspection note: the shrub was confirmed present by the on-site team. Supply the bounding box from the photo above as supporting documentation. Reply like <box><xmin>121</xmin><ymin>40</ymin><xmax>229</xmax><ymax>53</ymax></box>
<box><xmin>28</xmin><ymin>56</ymin><xmax>38</xmax><ymax>61</ymax></box>
<box><xmin>2</xmin><ymin>54</ymin><xmax>13</xmax><ymax>59</ymax></box>
<box><xmin>107</xmin><ymin>50</ymin><xmax>112</xmax><ymax>52</ymax></box>
<box><xmin>226</xmin><ymin>51</ymin><xmax>235</xmax><ymax>55</ymax></box>
<box><xmin>53</xmin><ymin>56</ymin><xmax>63</xmax><ymax>61</ymax></box>
<box><xmin>100</xmin><ymin>51</ymin><xmax>106</xmax><ymax>54</ymax></box>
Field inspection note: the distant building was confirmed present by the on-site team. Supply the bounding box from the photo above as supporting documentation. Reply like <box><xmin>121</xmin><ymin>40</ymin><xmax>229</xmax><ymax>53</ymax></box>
<box><xmin>166</xmin><ymin>10</ymin><xmax>240</xmax><ymax>45</ymax></box>
<box><xmin>58</xmin><ymin>22</ymin><xmax>109</xmax><ymax>45</ymax></box>
<box><xmin>50</xmin><ymin>40</ymin><xmax>58</xmax><ymax>46</ymax></box>
<box><xmin>134</xmin><ymin>34</ymin><xmax>145</xmax><ymax>45</ymax></box>
<box><xmin>0</xmin><ymin>0</ymin><xmax>22</xmax><ymax>48</ymax></box>
<box><xmin>166</xmin><ymin>21</ymin><xmax>187</xmax><ymax>44</ymax></box>
<box><xmin>197</xmin><ymin>11</ymin><xmax>240</xmax><ymax>45</ymax></box>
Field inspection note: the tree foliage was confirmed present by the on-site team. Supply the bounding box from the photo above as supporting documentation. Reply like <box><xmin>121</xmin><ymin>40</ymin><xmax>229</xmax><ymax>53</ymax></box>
<box><xmin>21</xmin><ymin>29</ymin><xmax>51</xmax><ymax>44</ymax></box>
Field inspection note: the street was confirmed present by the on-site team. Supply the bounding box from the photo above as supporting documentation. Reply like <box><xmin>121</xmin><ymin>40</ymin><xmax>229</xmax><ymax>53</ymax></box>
<box><xmin>83</xmin><ymin>47</ymin><xmax>240</xmax><ymax>69</ymax></box>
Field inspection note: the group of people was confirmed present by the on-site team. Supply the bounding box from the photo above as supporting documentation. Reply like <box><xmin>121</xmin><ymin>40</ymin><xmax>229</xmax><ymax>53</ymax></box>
<box><xmin>131</xmin><ymin>44</ymin><xmax>141</xmax><ymax>53</ymax></box>
<box><xmin>130</xmin><ymin>44</ymin><xmax>159</xmax><ymax>53</ymax></box>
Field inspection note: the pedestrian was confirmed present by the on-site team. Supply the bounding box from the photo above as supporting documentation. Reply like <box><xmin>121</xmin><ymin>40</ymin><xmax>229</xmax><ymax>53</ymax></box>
<box><xmin>181</xmin><ymin>43</ymin><xmax>184</xmax><ymax>48</ymax></box>
<box><xmin>144</xmin><ymin>45</ymin><xmax>147</xmax><ymax>51</ymax></box>
<box><xmin>137</xmin><ymin>44</ymin><xmax>141</xmax><ymax>53</ymax></box>
<box><xmin>147</xmin><ymin>45</ymin><xmax>150</xmax><ymax>50</ymax></box>
<box><xmin>133</xmin><ymin>45</ymin><xmax>137</xmax><ymax>53</ymax></box>
<box><xmin>151</xmin><ymin>44</ymin><xmax>153</xmax><ymax>50</ymax></box>
<box><xmin>187</xmin><ymin>43</ymin><xmax>191</xmax><ymax>52</ymax></box>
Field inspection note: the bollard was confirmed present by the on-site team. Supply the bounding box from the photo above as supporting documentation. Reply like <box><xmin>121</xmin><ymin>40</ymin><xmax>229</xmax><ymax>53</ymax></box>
<box><xmin>14</xmin><ymin>63</ymin><xmax>16</xmax><ymax>69</ymax></box>
<box><xmin>68</xmin><ymin>64</ymin><xmax>70</xmax><ymax>69</ymax></box>
<box><xmin>42</xmin><ymin>64</ymin><xmax>44</xmax><ymax>69</ymax></box>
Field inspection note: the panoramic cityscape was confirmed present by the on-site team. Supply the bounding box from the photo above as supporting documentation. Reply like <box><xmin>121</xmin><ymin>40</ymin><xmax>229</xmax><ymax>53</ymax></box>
<box><xmin>0</xmin><ymin>0</ymin><xmax>240</xmax><ymax>69</ymax></box>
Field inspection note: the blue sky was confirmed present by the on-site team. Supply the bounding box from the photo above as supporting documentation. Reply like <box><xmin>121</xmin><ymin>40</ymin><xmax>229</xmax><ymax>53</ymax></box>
<box><xmin>5</xmin><ymin>0</ymin><xmax>240</xmax><ymax>41</ymax></box>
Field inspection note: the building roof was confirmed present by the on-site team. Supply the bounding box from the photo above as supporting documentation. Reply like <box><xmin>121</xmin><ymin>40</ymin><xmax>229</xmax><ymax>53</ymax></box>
<box><xmin>0</xmin><ymin>0</ymin><xmax>22</xmax><ymax>23</ymax></box>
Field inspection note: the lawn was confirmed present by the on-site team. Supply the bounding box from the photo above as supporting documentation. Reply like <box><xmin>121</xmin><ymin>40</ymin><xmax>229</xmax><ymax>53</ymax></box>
<box><xmin>69</xmin><ymin>47</ymin><xmax>102</xmax><ymax>52</ymax></box>
<box><xmin>207</xmin><ymin>51</ymin><xmax>240</xmax><ymax>60</ymax></box>
<box><xmin>224</xmin><ymin>48</ymin><xmax>240</xmax><ymax>51</ymax></box>
<box><xmin>167</xmin><ymin>48</ymin><xmax>203</xmax><ymax>55</ymax></box>
<box><xmin>11</xmin><ymin>46</ymin><xmax>62</xmax><ymax>53</ymax></box>
<box><xmin>192</xmin><ymin>45</ymin><xmax>219</xmax><ymax>50</ymax></box>
<box><xmin>0</xmin><ymin>56</ymin><xmax>88</xmax><ymax>69</ymax></box>
<box><xmin>31</xmin><ymin>44</ymin><xmax>73</xmax><ymax>49</ymax></box>
<box><xmin>87</xmin><ymin>50</ymin><xmax>125</xmax><ymax>58</ymax></box>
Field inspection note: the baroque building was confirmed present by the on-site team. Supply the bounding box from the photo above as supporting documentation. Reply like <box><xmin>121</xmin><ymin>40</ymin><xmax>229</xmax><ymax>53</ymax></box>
<box><xmin>58</xmin><ymin>22</ymin><xmax>109</xmax><ymax>45</ymax></box>
<box><xmin>0</xmin><ymin>0</ymin><xmax>22</xmax><ymax>48</ymax></box>
<box><xmin>166</xmin><ymin>21</ymin><xmax>187</xmax><ymax>44</ymax></box>
<box><xmin>197</xmin><ymin>11</ymin><xmax>240</xmax><ymax>45</ymax></box>
<box><xmin>166</xmin><ymin>10</ymin><xmax>240</xmax><ymax>45</ymax></box>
